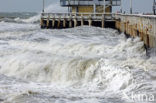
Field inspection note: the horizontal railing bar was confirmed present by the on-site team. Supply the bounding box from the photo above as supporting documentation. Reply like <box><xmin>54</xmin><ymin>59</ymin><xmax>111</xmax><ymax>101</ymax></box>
<box><xmin>41</xmin><ymin>13</ymin><xmax>114</xmax><ymax>18</ymax></box>
<box><xmin>41</xmin><ymin>13</ymin><xmax>115</xmax><ymax>15</ymax></box>
<box><xmin>41</xmin><ymin>12</ymin><xmax>115</xmax><ymax>21</ymax></box>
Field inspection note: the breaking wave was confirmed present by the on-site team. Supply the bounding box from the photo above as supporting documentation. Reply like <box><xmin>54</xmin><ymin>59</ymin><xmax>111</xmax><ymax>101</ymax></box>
<box><xmin>0</xmin><ymin>3</ymin><xmax>156</xmax><ymax>102</ymax></box>
<box><xmin>0</xmin><ymin>26</ymin><xmax>156</xmax><ymax>103</ymax></box>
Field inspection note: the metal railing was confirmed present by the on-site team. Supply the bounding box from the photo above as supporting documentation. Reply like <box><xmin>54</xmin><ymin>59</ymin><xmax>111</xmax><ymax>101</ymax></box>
<box><xmin>60</xmin><ymin>0</ymin><xmax>121</xmax><ymax>6</ymax></box>
<box><xmin>41</xmin><ymin>12</ymin><xmax>115</xmax><ymax>20</ymax></box>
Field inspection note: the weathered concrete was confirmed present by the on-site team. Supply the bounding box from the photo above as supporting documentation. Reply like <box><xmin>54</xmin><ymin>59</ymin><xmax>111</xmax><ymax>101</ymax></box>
<box><xmin>40</xmin><ymin>13</ymin><xmax>156</xmax><ymax>48</ymax></box>
<box><xmin>81</xmin><ymin>17</ymin><xmax>84</xmax><ymax>26</ymax></box>
<box><xmin>115</xmin><ymin>14</ymin><xmax>156</xmax><ymax>48</ymax></box>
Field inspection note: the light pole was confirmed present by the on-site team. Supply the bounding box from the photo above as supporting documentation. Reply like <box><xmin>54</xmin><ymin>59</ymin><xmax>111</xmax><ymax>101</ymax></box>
<box><xmin>42</xmin><ymin>0</ymin><xmax>45</xmax><ymax>13</ymax></box>
<box><xmin>130</xmin><ymin>0</ymin><xmax>132</xmax><ymax>14</ymax></box>
<box><xmin>103</xmin><ymin>0</ymin><xmax>106</xmax><ymax>14</ymax></box>
<box><xmin>154</xmin><ymin>0</ymin><xmax>156</xmax><ymax>15</ymax></box>
<box><xmin>120</xmin><ymin>0</ymin><xmax>122</xmax><ymax>13</ymax></box>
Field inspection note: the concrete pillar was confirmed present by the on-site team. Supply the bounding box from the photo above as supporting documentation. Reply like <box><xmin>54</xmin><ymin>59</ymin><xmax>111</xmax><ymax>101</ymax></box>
<box><xmin>144</xmin><ymin>28</ymin><xmax>149</xmax><ymax>47</ymax></box>
<box><xmin>63</xmin><ymin>19</ymin><xmax>66</xmax><ymax>28</ymax></box>
<box><xmin>126</xmin><ymin>22</ymin><xmax>129</xmax><ymax>34</ymax></box>
<box><xmin>102</xmin><ymin>20</ymin><xmax>105</xmax><ymax>28</ymax></box>
<box><xmin>130</xmin><ymin>25</ymin><xmax>132</xmax><ymax>36</ymax></box>
<box><xmin>124</xmin><ymin>22</ymin><xmax>126</xmax><ymax>33</ymax></box>
<box><xmin>57</xmin><ymin>19</ymin><xmax>60</xmax><ymax>28</ymax></box>
<box><xmin>140</xmin><ymin>23</ymin><xmax>144</xmax><ymax>41</ymax></box>
<box><xmin>88</xmin><ymin>15</ymin><xmax>92</xmax><ymax>26</ymax></box>
<box><xmin>88</xmin><ymin>19</ymin><xmax>92</xmax><ymax>26</ymax></box>
<box><xmin>132</xmin><ymin>25</ymin><xmax>134</xmax><ymax>36</ymax></box>
<box><xmin>122</xmin><ymin>22</ymin><xmax>124</xmax><ymax>32</ymax></box>
<box><xmin>69</xmin><ymin>14</ymin><xmax>72</xmax><ymax>28</ymax></box>
<box><xmin>131</xmin><ymin>25</ymin><xmax>134</xmax><ymax>37</ymax></box>
<box><xmin>134</xmin><ymin>24</ymin><xmax>137</xmax><ymax>37</ymax></box>
<box><xmin>146</xmin><ymin>34</ymin><xmax>150</xmax><ymax>47</ymax></box>
<box><xmin>140</xmin><ymin>32</ymin><xmax>143</xmax><ymax>41</ymax></box>
<box><xmin>121</xmin><ymin>22</ymin><xmax>123</xmax><ymax>32</ymax></box>
<box><xmin>47</xmin><ymin>19</ymin><xmax>49</xmax><ymax>28</ymax></box>
<box><xmin>69</xmin><ymin>19</ymin><xmax>72</xmax><ymax>28</ymax></box>
<box><xmin>52</xmin><ymin>19</ymin><xmax>55</xmax><ymax>28</ymax></box>
<box><xmin>40</xmin><ymin>18</ymin><xmax>44</xmax><ymax>28</ymax></box>
<box><xmin>120</xmin><ymin>22</ymin><xmax>122</xmax><ymax>32</ymax></box>
<box><xmin>74</xmin><ymin>19</ymin><xmax>77</xmax><ymax>27</ymax></box>
<box><xmin>101</xmin><ymin>15</ymin><xmax>105</xmax><ymax>28</ymax></box>
<box><xmin>129</xmin><ymin>25</ymin><xmax>131</xmax><ymax>35</ymax></box>
<box><xmin>46</xmin><ymin>15</ymin><xmax>50</xmax><ymax>28</ymax></box>
<box><xmin>81</xmin><ymin>15</ymin><xmax>84</xmax><ymax>26</ymax></box>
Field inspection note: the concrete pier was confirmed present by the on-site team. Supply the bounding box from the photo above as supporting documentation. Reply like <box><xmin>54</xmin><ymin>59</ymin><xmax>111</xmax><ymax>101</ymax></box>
<box><xmin>40</xmin><ymin>13</ymin><xmax>156</xmax><ymax>48</ymax></box>
<box><xmin>40</xmin><ymin>13</ymin><xmax>114</xmax><ymax>29</ymax></box>
<box><xmin>115</xmin><ymin>14</ymin><xmax>156</xmax><ymax>48</ymax></box>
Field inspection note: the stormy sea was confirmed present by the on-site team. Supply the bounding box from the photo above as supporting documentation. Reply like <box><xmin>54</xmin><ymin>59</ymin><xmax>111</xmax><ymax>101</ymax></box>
<box><xmin>0</xmin><ymin>11</ymin><xmax>156</xmax><ymax>103</ymax></box>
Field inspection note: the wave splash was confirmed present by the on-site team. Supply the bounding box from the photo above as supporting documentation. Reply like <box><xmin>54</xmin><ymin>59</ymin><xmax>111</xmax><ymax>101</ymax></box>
<box><xmin>0</xmin><ymin>9</ymin><xmax>156</xmax><ymax>102</ymax></box>
<box><xmin>0</xmin><ymin>26</ymin><xmax>155</xmax><ymax>96</ymax></box>
<box><xmin>22</xmin><ymin>2</ymin><xmax>67</xmax><ymax>23</ymax></box>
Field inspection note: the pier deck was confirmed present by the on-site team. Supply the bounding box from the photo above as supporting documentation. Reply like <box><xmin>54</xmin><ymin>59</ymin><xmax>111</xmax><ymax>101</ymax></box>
<box><xmin>40</xmin><ymin>13</ymin><xmax>116</xmax><ymax>29</ymax></box>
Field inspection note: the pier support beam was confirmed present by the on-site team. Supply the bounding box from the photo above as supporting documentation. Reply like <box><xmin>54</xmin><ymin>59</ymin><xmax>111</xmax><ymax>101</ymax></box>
<box><xmin>69</xmin><ymin>15</ymin><xmax>72</xmax><ymax>28</ymax></box>
<box><xmin>69</xmin><ymin>20</ymin><xmax>72</xmax><ymax>28</ymax></box>
<box><xmin>69</xmin><ymin>19</ymin><xmax>72</xmax><ymax>28</ymax></box>
<box><xmin>57</xmin><ymin>19</ymin><xmax>60</xmax><ymax>28</ymax></box>
<box><xmin>63</xmin><ymin>19</ymin><xmax>66</xmax><ymax>28</ymax></box>
<box><xmin>40</xmin><ymin>18</ymin><xmax>44</xmax><ymax>28</ymax></box>
<box><xmin>74</xmin><ymin>18</ymin><xmax>77</xmax><ymax>27</ymax></box>
<box><xmin>88</xmin><ymin>19</ymin><xmax>92</xmax><ymax>26</ymax></box>
<box><xmin>52</xmin><ymin>19</ymin><xmax>55</xmax><ymax>28</ymax></box>
<box><xmin>101</xmin><ymin>15</ymin><xmax>105</xmax><ymax>28</ymax></box>
<box><xmin>102</xmin><ymin>20</ymin><xmax>105</xmax><ymax>28</ymax></box>
<box><xmin>88</xmin><ymin>15</ymin><xmax>92</xmax><ymax>26</ymax></box>
<box><xmin>81</xmin><ymin>16</ymin><xmax>84</xmax><ymax>26</ymax></box>
<box><xmin>46</xmin><ymin>15</ymin><xmax>50</xmax><ymax>28</ymax></box>
<box><xmin>46</xmin><ymin>19</ymin><xmax>49</xmax><ymax>28</ymax></box>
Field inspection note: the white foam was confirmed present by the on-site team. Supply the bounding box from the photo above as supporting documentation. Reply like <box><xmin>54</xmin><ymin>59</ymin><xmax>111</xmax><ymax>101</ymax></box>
<box><xmin>0</xmin><ymin>22</ymin><xmax>38</xmax><ymax>32</ymax></box>
<box><xmin>0</xmin><ymin>26</ymin><xmax>156</xmax><ymax>103</ymax></box>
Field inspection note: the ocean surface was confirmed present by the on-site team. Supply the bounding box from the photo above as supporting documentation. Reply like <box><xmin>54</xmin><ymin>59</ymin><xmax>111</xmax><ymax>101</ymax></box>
<box><xmin>0</xmin><ymin>12</ymin><xmax>156</xmax><ymax>103</ymax></box>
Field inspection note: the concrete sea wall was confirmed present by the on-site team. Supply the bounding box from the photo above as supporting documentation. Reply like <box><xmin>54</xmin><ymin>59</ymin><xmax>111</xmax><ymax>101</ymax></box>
<box><xmin>115</xmin><ymin>14</ymin><xmax>156</xmax><ymax>48</ymax></box>
<box><xmin>40</xmin><ymin>13</ymin><xmax>156</xmax><ymax>48</ymax></box>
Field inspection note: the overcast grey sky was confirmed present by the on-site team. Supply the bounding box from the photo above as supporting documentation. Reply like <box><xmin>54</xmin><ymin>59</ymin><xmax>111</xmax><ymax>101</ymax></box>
<box><xmin>0</xmin><ymin>0</ymin><xmax>154</xmax><ymax>13</ymax></box>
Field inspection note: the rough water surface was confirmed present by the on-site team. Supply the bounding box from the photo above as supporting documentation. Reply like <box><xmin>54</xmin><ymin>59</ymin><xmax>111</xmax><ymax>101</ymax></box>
<box><xmin>0</xmin><ymin>13</ymin><xmax>156</xmax><ymax>103</ymax></box>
